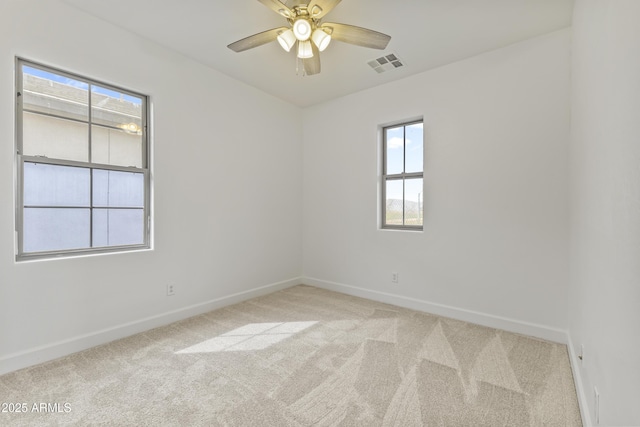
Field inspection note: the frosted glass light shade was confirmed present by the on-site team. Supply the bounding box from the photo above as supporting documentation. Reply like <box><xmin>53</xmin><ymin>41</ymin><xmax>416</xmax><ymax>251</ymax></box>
<box><xmin>277</xmin><ymin>29</ymin><xmax>296</xmax><ymax>52</ymax></box>
<box><xmin>297</xmin><ymin>40</ymin><xmax>313</xmax><ymax>58</ymax></box>
<box><xmin>311</xmin><ymin>29</ymin><xmax>331</xmax><ymax>51</ymax></box>
<box><xmin>292</xmin><ymin>19</ymin><xmax>311</xmax><ymax>41</ymax></box>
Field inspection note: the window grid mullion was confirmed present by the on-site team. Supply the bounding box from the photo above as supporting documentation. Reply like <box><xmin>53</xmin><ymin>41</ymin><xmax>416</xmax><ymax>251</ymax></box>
<box><xmin>90</xmin><ymin>169</ymin><xmax>94</xmax><ymax>248</ymax></box>
<box><xmin>88</xmin><ymin>83</ymin><xmax>93</xmax><ymax>164</ymax></box>
<box><xmin>24</xmin><ymin>205</ymin><xmax>143</xmax><ymax>210</ymax></box>
<box><xmin>402</xmin><ymin>126</ymin><xmax>406</xmax><ymax>174</ymax></box>
<box><xmin>402</xmin><ymin>178</ymin><xmax>405</xmax><ymax>226</ymax></box>
<box><xmin>402</xmin><ymin>126</ymin><xmax>406</xmax><ymax>226</ymax></box>
<box><xmin>88</xmin><ymin>85</ymin><xmax>94</xmax><ymax>248</ymax></box>
<box><xmin>21</xmin><ymin>156</ymin><xmax>146</xmax><ymax>174</ymax></box>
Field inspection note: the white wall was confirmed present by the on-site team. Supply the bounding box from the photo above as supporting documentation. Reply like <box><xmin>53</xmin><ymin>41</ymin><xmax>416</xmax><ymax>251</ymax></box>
<box><xmin>0</xmin><ymin>0</ymin><xmax>303</xmax><ymax>373</ymax></box>
<box><xmin>569</xmin><ymin>1</ymin><xmax>640</xmax><ymax>425</ymax></box>
<box><xmin>303</xmin><ymin>29</ymin><xmax>571</xmax><ymax>338</ymax></box>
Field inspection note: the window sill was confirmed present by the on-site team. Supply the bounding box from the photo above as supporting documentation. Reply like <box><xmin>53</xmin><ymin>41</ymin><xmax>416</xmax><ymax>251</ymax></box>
<box><xmin>16</xmin><ymin>245</ymin><xmax>152</xmax><ymax>263</ymax></box>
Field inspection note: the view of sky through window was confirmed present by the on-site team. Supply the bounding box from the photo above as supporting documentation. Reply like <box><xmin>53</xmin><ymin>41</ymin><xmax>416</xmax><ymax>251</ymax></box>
<box><xmin>23</xmin><ymin>66</ymin><xmax>142</xmax><ymax>105</ymax></box>
<box><xmin>385</xmin><ymin>122</ymin><xmax>423</xmax><ymax>204</ymax></box>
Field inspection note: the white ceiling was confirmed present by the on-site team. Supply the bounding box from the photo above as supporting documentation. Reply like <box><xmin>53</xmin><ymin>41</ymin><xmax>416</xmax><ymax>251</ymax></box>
<box><xmin>61</xmin><ymin>0</ymin><xmax>574</xmax><ymax>107</ymax></box>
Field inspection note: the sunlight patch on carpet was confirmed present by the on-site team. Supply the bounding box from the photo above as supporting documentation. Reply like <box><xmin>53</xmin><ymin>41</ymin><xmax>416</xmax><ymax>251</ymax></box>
<box><xmin>176</xmin><ymin>321</ymin><xmax>318</xmax><ymax>354</ymax></box>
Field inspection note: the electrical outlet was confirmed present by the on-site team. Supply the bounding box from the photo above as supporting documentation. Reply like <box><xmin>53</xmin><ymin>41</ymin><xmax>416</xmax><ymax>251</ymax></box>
<box><xmin>167</xmin><ymin>284</ymin><xmax>175</xmax><ymax>296</ymax></box>
<box><xmin>391</xmin><ymin>272</ymin><xmax>399</xmax><ymax>283</ymax></box>
<box><xmin>594</xmin><ymin>386</ymin><xmax>600</xmax><ymax>425</ymax></box>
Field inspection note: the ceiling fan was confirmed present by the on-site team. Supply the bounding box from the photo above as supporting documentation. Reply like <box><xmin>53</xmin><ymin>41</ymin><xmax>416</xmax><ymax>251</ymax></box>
<box><xmin>227</xmin><ymin>0</ymin><xmax>391</xmax><ymax>76</ymax></box>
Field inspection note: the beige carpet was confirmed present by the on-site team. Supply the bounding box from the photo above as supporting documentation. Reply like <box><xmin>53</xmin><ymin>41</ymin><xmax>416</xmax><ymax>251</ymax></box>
<box><xmin>0</xmin><ymin>285</ymin><xmax>582</xmax><ymax>426</ymax></box>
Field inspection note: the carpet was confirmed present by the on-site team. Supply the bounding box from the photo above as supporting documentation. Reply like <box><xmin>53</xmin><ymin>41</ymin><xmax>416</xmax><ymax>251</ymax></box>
<box><xmin>0</xmin><ymin>285</ymin><xmax>582</xmax><ymax>426</ymax></box>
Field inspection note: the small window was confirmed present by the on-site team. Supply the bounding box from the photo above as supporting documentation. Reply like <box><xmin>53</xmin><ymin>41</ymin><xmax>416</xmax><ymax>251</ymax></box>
<box><xmin>381</xmin><ymin>120</ymin><xmax>424</xmax><ymax>229</ymax></box>
<box><xmin>15</xmin><ymin>59</ymin><xmax>150</xmax><ymax>260</ymax></box>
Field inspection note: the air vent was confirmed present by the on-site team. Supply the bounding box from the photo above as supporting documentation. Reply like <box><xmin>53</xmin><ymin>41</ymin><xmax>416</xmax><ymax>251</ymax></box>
<box><xmin>368</xmin><ymin>53</ymin><xmax>405</xmax><ymax>73</ymax></box>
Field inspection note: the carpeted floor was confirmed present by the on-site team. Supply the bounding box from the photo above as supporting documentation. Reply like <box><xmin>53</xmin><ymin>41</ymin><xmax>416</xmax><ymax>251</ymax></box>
<box><xmin>0</xmin><ymin>285</ymin><xmax>582</xmax><ymax>426</ymax></box>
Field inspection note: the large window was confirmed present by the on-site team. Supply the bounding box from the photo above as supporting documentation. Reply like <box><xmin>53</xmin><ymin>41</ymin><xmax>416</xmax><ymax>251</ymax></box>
<box><xmin>382</xmin><ymin>120</ymin><xmax>424</xmax><ymax>229</ymax></box>
<box><xmin>15</xmin><ymin>59</ymin><xmax>150</xmax><ymax>260</ymax></box>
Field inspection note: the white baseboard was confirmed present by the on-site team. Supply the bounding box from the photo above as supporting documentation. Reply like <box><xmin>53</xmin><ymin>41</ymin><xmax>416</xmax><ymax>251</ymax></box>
<box><xmin>302</xmin><ymin>277</ymin><xmax>568</xmax><ymax>344</ymax></box>
<box><xmin>0</xmin><ymin>277</ymin><xmax>301</xmax><ymax>376</ymax></box>
<box><xmin>567</xmin><ymin>335</ymin><xmax>592</xmax><ymax>426</ymax></box>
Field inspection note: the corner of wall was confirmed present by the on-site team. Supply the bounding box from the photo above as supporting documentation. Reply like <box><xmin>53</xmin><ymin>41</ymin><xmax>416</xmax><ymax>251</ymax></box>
<box><xmin>566</xmin><ymin>334</ymin><xmax>593</xmax><ymax>426</ymax></box>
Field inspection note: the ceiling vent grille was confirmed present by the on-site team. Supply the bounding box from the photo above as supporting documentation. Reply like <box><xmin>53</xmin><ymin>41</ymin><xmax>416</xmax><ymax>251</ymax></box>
<box><xmin>368</xmin><ymin>53</ymin><xmax>405</xmax><ymax>73</ymax></box>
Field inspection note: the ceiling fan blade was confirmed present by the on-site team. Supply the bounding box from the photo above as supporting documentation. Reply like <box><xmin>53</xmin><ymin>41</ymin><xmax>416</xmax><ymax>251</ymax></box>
<box><xmin>227</xmin><ymin>27</ymin><xmax>289</xmax><ymax>53</ymax></box>
<box><xmin>322</xmin><ymin>23</ymin><xmax>391</xmax><ymax>50</ymax></box>
<box><xmin>307</xmin><ymin>0</ymin><xmax>342</xmax><ymax>19</ymax></box>
<box><xmin>303</xmin><ymin>43</ymin><xmax>321</xmax><ymax>75</ymax></box>
<box><xmin>257</xmin><ymin>0</ymin><xmax>294</xmax><ymax>18</ymax></box>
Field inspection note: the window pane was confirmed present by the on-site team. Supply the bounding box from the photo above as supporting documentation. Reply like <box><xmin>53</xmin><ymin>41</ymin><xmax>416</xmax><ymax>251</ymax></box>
<box><xmin>93</xmin><ymin>169</ymin><xmax>144</xmax><ymax>208</ymax></box>
<box><xmin>386</xmin><ymin>126</ymin><xmax>404</xmax><ymax>174</ymax></box>
<box><xmin>18</xmin><ymin>61</ymin><xmax>150</xmax><ymax>259</ymax></box>
<box><xmin>22</xmin><ymin>66</ymin><xmax>89</xmax><ymax>121</ymax></box>
<box><xmin>23</xmin><ymin>112</ymin><xmax>89</xmax><ymax>162</ymax></box>
<box><xmin>91</xmin><ymin>85</ymin><xmax>143</xmax><ymax>132</ymax></box>
<box><xmin>23</xmin><ymin>208</ymin><xmax>90</xmax><ymax>252</ymax></box>
<box><xmin>93</xmin><ymin>209</ymin><xmax>144</xmax><ymax>247</ymax></box>
<box><xmin>24</xmin><ymin>163</ymin><xmax>90</xmax><ymax>207</ymax></box>
<box><xmin>92</xmin><ymin>125</ymin><xmax>143</xmax><ymax>167</ymax></box>
<box><xmin>405</xmin><ymin>178</ymin><xmax>423</xmax><ymax>226</ymax></box>
<box><xmin>385</xmin><ymin>179</ymin><xmax>403</xmax><ymax>226</ymax></box>
<box><xmin>405</xmin><ymin>122</ymin><xmax>423</xmax><ymax>173</ymax></box>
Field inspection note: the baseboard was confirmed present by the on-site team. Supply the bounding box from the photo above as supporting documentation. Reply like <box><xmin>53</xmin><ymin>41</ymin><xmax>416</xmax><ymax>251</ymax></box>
<box><xmin>302</xmin><ymin>276</ymin><xmax>568</xmax><ymax>344</ymax></box>
<box><xmin>567</xmin><ymin>335</ymin><xmax>592</xmax><ymax>426</ymax></box>
<box><xmin>0</xmin><ymin>277</ymin><xmax>301</xmax><ymax>376</ymax></box>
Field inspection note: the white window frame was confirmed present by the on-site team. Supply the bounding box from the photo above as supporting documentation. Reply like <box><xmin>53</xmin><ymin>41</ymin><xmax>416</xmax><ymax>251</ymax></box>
<box><xmin>381</xmin><ymin>119</ymin><xmax>424</xmax><ymax>230</ymax></box>
<box><xmin>15</xmin><ymin>58</ymin><xmax>151</xmax><ymax>261</ymax></box>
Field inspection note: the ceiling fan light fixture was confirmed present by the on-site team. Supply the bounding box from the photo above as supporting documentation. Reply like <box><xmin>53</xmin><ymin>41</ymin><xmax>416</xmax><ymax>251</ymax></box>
<box><xmin>297</xmin><ymin>40</ymin><xmax>314</xmax><ymax>58</ymax></box>
<box><xmin>227</xmin><ymin>0</ymin><xmax>392</xmax><ymax>77</ymax></box>
<box><xmin>292</xmin><ymin>18</ymin><xmax>312</xmax><ymax>41</ymax></box>
<box><xmin>277</xmin><ymin>29</ymin><xmax>296</xmax><ymax>52</ymax></box>
<box><xmin>311</xmin><ymin>29</ymin><xmax>331</xmax><ymax>52</ymax></box>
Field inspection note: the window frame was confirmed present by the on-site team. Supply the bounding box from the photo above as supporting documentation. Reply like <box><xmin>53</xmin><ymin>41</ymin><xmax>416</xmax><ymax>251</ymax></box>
<box><xmin>381</xmin><ymin>119</ymin><xmax>424</xmax><ymax>231</ymax></box>
<box><xmin>15</xmin><ymin>58</ymin><xmax>151</xmax><ymax>261</ymax></box>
